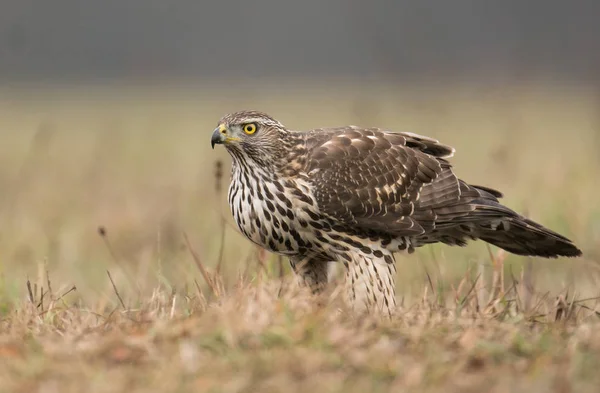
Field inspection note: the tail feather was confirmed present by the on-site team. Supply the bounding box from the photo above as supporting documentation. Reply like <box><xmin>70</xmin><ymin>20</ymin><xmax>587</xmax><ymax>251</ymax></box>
<box><xmin>467</xmin><ymin>186</ymin><xmax>582</xmax><ymax>258</ymax></box>
<box><xmin>476</xmin><ymin>215</ymin><xmax>582</xmax><ymax>258</ymax></box>
<box><xmin>417</xmin><ymin>182</ymin><xmax>582</xmax><ymax>258</ymax></box>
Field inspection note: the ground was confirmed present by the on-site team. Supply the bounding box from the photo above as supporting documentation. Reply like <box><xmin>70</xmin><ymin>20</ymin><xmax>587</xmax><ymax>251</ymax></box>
<box><xmin>0</xmin><ymin>81</ymin><xmax>599</xmax><ymax>392</ymax></box>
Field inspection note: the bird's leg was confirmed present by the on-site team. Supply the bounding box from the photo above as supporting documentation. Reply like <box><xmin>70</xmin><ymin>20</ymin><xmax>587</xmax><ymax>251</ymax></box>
<box><xmin>289</xmin><ymin>255</ymin><xmax>330</xmax><ymax>294</ymax></box>
<box><xmin>344</xmin><ymin>253</ymin><xmax>397</xmax><ymax>317</ymax></box>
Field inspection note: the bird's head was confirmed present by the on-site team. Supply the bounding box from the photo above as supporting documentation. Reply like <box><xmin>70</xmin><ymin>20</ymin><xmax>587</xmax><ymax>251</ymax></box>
<box><xmin>211</xmin><ymin>111</ymin><xmax>291</xmax><ymax>167</ymax></box>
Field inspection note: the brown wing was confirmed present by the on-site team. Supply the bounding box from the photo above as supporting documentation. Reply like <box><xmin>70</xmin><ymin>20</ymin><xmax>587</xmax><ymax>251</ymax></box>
<box><xmin>303</xmin><ymin>126</ymin><xmax>463</xmax><ymax>236</ymax></box>
<box><xmin>302</xmin><ymin>126</ymin><xmax>582</xmax><ymax>258</ymax></box>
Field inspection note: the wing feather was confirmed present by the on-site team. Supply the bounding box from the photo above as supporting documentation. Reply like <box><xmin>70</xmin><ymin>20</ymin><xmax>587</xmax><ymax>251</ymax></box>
<box><xmin>297</xmin><ymin>125</ymin><xmax>581</xmax><ymax>258</ymax></box>
<box><xmin>304</xmin><ymin>127</ymin><xmax>457</xmax><ymax>235</ymax></box>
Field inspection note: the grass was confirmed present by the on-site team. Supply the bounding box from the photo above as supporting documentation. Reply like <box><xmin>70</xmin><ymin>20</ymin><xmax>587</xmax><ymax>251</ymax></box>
<box><xmin>0</xmin><ymin>80</ymin><xmax>599</xmax><ymax>392</ymax></box>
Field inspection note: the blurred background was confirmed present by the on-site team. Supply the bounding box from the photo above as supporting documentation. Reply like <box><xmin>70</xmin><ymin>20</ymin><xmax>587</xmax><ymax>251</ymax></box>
<box><xmin>2</xmin><ymin>1</ymin><xmax>600</xmax><ymax>83</ymax></box>
<box><xmin>0</xmin><ymin>1</ymin><xmax>598</xmax><ymax>304</ymax></box>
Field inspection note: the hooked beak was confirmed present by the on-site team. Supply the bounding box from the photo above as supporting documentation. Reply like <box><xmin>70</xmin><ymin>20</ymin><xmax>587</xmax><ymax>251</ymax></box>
<box><xmin>211</xmin><ymin>124</ymin><xmax>227</xmax><ymax>149</ymax></box>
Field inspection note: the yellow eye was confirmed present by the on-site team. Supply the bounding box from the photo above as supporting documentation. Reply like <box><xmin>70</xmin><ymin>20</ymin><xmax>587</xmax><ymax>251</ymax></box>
<box><xmin>243</xmin><ymin>123</ymin><xmax>257</xmax><ymax>135</ymax></box>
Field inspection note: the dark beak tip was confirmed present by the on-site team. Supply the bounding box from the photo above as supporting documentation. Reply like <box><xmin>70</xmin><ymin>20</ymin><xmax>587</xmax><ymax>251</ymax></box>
<box><xmin>210</xmin><ymin>128</ymin><xmax>223</xmax><ymax>150</ymax></box>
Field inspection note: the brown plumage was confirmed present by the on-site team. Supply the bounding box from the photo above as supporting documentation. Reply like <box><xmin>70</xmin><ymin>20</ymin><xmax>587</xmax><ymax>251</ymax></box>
<box><xmin>211</xmin><ymin>110</ymin><xmax>582</xmax><ymax>316</ymax></box>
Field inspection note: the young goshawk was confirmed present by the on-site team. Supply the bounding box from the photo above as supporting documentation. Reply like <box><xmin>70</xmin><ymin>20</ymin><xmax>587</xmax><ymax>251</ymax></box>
<box><xmin>211</xmin><ymin>111</ymin><xmax>581</xmax><ymax>316</ymax></box>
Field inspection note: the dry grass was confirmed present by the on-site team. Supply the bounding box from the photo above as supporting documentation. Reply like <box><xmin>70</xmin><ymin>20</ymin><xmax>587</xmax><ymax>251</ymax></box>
<box><xmin>0</xmin><ymin>80</ymin><xmax>599</xmax><ymax>392</ymax></box>
<box><xmin>3</xmin><ymin>263</ymin><xmax>600</xmax><ymax>393</ymax></box>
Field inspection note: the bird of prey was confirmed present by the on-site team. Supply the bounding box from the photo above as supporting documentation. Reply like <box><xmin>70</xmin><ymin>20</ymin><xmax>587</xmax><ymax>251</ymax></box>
<box><xmin>211</xmin><ymin>110</ymin><xmax>582</xmax><ymax>316</ymax></box>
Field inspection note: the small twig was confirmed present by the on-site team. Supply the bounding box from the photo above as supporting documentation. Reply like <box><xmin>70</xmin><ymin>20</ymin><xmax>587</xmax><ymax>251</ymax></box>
<box><xmin>460</xmin><ymin>273</ymin><xmax>482</xmax><ymax>307</ymax></box>
<box><xmin>46</xmin><ymin>267</ymin><xmax>54</xmax><ymax>301</ymax></box>
<box><xmin>170</xmin><ymin>292</ymin><xmax>177</xmax><ymax>319</ymax></box>
<box><xmin>183</xmin><ymin>232</ymin><xmax>219</xmax><ymax>297</ymax></box>
<box><xmin>98</xmin><ymin>226</ymin><xmax>119</xmax><ymax>263</ymax></box>
<box><xmin>577</xmin><ymin>303</ymin><xmax>600</xmax><ymax>317</ymax></box>
<box><xmin>214</xmin><ymin>160</ymin><xmax>227</xmax><ymax>276</ymax></box>
<box><xmin>107</xmin><ymin>270</ymin><xmax>126</xmax><ymax>310</ymax></box>
<box><xmin>572</xmin><ymin>296</ymin><xmax>600</xmax><ymax>304</ymax></box>
<box><xmin>26</xmin><ymin>277</ymin><xmax>35</xmax><ymax>304</ymax></box>
<box><xmin>98</xmin><ymin>226</ymin><xmax>138</xmax><ymax>290</ymax></box>
<box><xmin>424</xmin><ymin>268</ymin><xmax>435</xmax><ymax>294</ymax></box>
<box><xmin>421</xmin><ymin>284</ymin><xmax>429</xmax><ymax>305</ymax></box>
<box><xmin>454</xmin><ymin>266</ymin><xmax>471</xmax><ymax>305</ymax></box>
<box><xmin>56</xmin><ymin>285</ymin><xmax>77</xmax><ymax>304</ymax></box>
<box><xmin>37</xmin><ymin>288</ymin><xmax>46</xmax><ymax>311</ymax></box>
<box><xmin>216</xmin><ymin>217</ymin><xmax>227</xmax><ymax>274</ymax></box>
<box><xmin>101</xmin><ymin>306</ymin><xmax>121</xmax><ymax>329</ymax></box>
<box><xmin>38</xmin><ymin>286</ymin><xmax>76</xmax><ymax>315</ymax></box>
